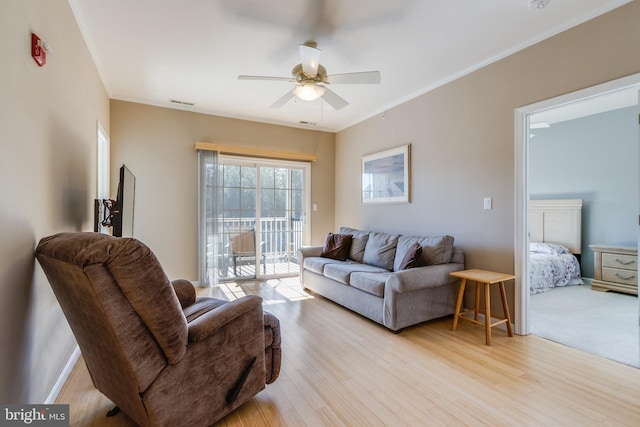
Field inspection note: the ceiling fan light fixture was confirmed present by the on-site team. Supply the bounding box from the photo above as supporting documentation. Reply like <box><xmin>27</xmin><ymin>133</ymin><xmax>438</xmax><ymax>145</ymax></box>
<box><xmin>293</xmin><ymin>83</ymin><xmax>325</xmax><ymax>101</ymax></box>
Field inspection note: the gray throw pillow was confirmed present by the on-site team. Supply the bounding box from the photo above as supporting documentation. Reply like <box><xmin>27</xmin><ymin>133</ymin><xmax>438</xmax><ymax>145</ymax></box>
<box><xmin>338</xmin><ymin>227</ymin><xmax>369</xmax><ymax>262</ymax></box>
<box><xmin>362</xmin><ymin>232</ymin><xmax>399</xmax><ymax>271</ymax></box>
<box><xmin>393</xmin><ymin>235</ymin><xmax>454</xmax><ymax>271</ymax></box>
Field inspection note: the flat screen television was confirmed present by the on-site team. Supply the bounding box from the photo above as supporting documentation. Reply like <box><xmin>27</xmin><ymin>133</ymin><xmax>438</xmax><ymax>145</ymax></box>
<box><xmin>112</xmin><ymin>165</ymin><xmax>136</xmax><ymax>237</ymax></box>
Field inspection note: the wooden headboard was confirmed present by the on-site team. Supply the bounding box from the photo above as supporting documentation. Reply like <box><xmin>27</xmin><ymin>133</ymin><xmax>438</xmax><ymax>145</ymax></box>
<box><xmin>530</xmin><ymin>199</ymin><xmax>582</xmax><ymax>254</ymax></box>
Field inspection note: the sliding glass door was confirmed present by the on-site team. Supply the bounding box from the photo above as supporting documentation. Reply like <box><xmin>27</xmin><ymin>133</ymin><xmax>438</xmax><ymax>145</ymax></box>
<box><xmin>199</xmin><ymin>153</ymin><xmax>309</xmax><ymax>284</ymax></box>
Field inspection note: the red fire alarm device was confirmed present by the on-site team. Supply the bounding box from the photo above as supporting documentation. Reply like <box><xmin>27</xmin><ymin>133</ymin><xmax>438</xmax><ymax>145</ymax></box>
<box><xmin>31</xmin><ymin>33</ymin><xmax>46</xmax><ymax>66</ymax></box>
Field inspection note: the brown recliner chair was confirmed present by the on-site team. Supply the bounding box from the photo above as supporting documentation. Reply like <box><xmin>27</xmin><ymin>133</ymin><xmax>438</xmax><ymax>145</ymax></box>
<box><xmin>36</xmin><ymin>232</ymin><xmax>281</xmax><ymax>427</ymax></box>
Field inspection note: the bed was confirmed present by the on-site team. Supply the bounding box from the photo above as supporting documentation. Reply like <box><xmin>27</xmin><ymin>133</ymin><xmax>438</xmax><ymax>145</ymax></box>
<box><xmin>529</xmin><ymin>199</ymin><xmax>585</xmax><ymax>294</ymax></box>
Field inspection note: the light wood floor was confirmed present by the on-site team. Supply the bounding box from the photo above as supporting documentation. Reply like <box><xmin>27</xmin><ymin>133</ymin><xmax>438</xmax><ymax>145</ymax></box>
<box><xmin>56</xmin><ymin>277</ymin><xmax>640</xmax><ymax>426</ymax></box>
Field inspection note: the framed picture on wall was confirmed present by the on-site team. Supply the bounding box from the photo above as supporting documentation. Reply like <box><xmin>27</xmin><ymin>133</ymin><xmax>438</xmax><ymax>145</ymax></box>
<box><xmin>361</xmin><ymin>144</ymin><xmax>410</xmax><ymax>204</ymax></box>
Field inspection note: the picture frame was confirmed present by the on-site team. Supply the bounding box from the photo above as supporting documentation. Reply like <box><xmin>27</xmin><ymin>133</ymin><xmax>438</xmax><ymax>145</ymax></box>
<box><xmin>361</xmin><ymin>144</ymin><xmax>410</xmax><ymax>204</ymax></box>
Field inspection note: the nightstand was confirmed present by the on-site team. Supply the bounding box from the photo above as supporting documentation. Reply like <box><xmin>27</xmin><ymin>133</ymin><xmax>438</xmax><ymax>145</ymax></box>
<box><xmin>590</xmin><ymin>245</ymin><xmax>637</xmax><ymax>295</ymax></box>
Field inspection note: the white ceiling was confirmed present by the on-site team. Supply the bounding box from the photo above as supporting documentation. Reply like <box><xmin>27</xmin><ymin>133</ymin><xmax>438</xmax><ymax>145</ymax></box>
<box><xmin>68</xmin><ymin>0</ymin><xmax>631</xmax><ymax>132</ymax></box>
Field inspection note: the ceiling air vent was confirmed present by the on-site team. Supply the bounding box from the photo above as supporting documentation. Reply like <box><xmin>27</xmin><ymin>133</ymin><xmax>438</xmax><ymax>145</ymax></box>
<box><xmin>170</xmin><ymin>99</ymin><xmax>195</xmax><ymax>106</ymax></box>
<box><xmin>298</xmin><ymin>121</ymin><xmax>317</xmax><ymax>126</ymax></box>
<box><xmin>527</xmin><ymin>0</ymin><xmax>550</xmax><ymax>10</ymax></box>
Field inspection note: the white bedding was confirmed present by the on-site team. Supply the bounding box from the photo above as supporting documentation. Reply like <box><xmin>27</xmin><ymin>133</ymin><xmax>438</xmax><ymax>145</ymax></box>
<box><xmin>529</xmin><ymin>242</ymin><xmax>584</xmax><ymax>294</ymax></box>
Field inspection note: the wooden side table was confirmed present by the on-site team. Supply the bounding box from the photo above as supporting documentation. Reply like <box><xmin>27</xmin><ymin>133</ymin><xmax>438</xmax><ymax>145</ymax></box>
<box><xmin>450</xmin><ymin>269</ymin><xmax>515</xmax><ymax>345</ymax></box>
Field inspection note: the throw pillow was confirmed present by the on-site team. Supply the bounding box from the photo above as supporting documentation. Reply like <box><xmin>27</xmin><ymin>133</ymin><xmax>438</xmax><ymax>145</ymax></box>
<box><xmin>338</xmin><ymin>227</ymin><xmax>369</xmax><ymax>263</ymax></box>
<box><xmin>321</xmin><ymin>233</ymin><xmax>353</xmax><ymax>261</ymax></box>
<box><xmin>362</xmin><ymin>232</ymin><xmax>399</xmax><ymax>270</ymax></box>
<box><xmin>393</xmin><ymin>235</ymin><xmax>454</xmax><ymax>271</ymax></box>
<box><xmin>398</xmin><ymin>242</ymin><xmax>423</xmax><ymax>270</ymax></box>
<box><xmin>348</xmin><ymin>232</ymin><xmax>369</xmax><ymax>263</ymax></box>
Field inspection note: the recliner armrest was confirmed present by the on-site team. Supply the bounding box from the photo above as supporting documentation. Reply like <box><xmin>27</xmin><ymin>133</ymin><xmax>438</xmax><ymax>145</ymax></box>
<box><xmin>188</xmin><ymin>295</ymin><xmax>263</xmax><ymax>342</ymax></box>
<box><xmin>172</xmin><ymin>279</ymin><xmax>196</xmax><ymax>308</ymax></box>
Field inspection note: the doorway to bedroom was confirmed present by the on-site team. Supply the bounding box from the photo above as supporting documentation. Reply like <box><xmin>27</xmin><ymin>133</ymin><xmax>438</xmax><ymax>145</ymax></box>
<box><xmin>515</xmin><ymin>73</ymin><xmax>640</xmax><ymax>367</ymax></box>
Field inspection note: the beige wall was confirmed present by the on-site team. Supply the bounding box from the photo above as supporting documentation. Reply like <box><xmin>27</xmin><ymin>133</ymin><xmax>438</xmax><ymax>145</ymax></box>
<box><xmin>110</xmin><ymin>101</ymin><xmax>335</xmax><ymax>281</ymax></box>
<box><xmin>0</xmin><ymin>0</ymin><xmax>109</xmax><ymax>403</ymax></box>
<box><xmin>335</xmin><ymin>2</ymin><xmax>640</xmax><ymax>317</ymax></box>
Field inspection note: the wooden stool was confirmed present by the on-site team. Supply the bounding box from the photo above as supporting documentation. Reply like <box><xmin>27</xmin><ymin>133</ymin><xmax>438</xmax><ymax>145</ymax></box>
<box><xmin>450</xmin><ymin>269</ymin><xmax>514</xmax><ymax>345</ymax></box>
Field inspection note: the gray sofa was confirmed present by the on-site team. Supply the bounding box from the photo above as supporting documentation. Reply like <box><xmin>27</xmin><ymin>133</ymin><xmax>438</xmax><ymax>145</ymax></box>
<box><xmin>298</xmin><ymin>227</ymin><xmax>464</xmax><ymax>331</ymax></box>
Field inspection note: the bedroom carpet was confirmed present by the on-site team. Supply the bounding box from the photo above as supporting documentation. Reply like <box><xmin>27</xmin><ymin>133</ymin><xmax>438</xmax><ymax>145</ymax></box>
<box><xmin>530</xmin><ymin>282</ymin><xmax>639</xmax><ymax>368</ymax></box>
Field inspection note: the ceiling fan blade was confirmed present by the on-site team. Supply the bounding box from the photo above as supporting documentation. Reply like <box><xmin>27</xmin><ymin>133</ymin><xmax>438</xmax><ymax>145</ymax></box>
<box><xmin>269</xmin><ymin>90</ymin><xmax>295</xmax><ymax>109</ymax></box>
<box><xmin>238</xmin><ymin>75</ymin><xmax>294</xmax><ymax>82</ymax></box>
<box><xmin>321</xmin><ymin>87</ymin><xmax>349</xmax><ymax>110</ymax></box>
<box><xmin>326</xmin><ymin>71</ymin><xmax>381</xmax><ymax>84</ymax></box>
<box><xmin>299</xmin><ymin>43</ymin><xmax>321</xmax><ymax>77</ymax></box>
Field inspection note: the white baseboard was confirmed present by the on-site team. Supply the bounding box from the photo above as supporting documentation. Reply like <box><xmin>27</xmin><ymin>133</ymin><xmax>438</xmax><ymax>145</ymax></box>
<box><xmin>45</xmin><ymin>346</ymin><xmax>80</xmax><ymax>404</ymax></box>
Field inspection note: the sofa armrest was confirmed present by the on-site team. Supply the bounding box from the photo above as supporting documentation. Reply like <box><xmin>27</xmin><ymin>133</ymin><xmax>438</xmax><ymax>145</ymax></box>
<box><xmin>298</xmin><ymin>245</ymin><xmax>323</xmax><ymax>259</ymax></box>
<box><xmin>188</xmin><ymin>295</ymin><xmax>263</xmax><ymax>342</ymax></box>
<box><xmin>386</xmin><ymin>263</ymin><xmax>464</xmax><ymax>294</ymax></box>
<box><xmin>298</xmin><ymin>246</ymin><xmax>324</xmax><ymax>284</ymax></box>
<box><xmin>172</xmin><ymin>279</ymin><xmax>196</xmax><ymax>308</ymax></box>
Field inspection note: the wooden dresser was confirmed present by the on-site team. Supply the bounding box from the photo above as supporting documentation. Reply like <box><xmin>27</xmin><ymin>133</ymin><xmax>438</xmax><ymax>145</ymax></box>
<box><xmin>590</xmin><ymin>245</ymin><xmax>638</xmax><ymax>295</ymax></box>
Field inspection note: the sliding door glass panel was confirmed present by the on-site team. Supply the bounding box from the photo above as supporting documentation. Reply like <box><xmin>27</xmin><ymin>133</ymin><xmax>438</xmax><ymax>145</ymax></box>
<box><xmin>259</xmin><ymin>166</ymin><xmax>303</xmax><ymax>276</ymax></box>
<box><xmin>219</xmin><ymin>163</ymin><xmax>258</xmax><ymax>280</ymax></box>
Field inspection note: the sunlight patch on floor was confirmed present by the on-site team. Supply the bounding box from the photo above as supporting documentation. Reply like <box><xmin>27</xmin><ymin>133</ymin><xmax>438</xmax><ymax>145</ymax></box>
<box><xmin>197</xmin><ymin>277</ymin><xmax>314</xmax><ymax>303</ymax></box>
<box><xmin>216</xmin><ymin>282</ymin><xmax>248</xmax><ymax>300</ymax></box>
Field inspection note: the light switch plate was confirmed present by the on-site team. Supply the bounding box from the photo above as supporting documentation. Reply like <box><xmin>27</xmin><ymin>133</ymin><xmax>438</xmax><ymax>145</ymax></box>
<box><xmin>483</xmin><ymin>197</ymin><xmax>492</xmax><ymax>210</ymax></box>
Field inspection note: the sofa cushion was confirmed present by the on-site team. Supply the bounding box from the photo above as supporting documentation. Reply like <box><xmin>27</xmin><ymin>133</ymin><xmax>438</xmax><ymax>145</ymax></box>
<box><xmin>338</xmin><ymin>227</ymin><xmax>369</xmax><ymax>262</ymax></box>
<box><xmin>393</xmin><ymin>235</ymin><xmax>454</xmax><ymax>271</ymax></box>
<box><xmin>398</xmin><ymin>242</ymin><xmax>422</xmax><ymax>270</ymax></box>
<box><xmin>350</xmin><ymin>272</ymin><xmax>391</xmax><ymax>297</ymax></box>
<box><xmin>363</xmin><ymin>231</ymin><xmax>399</xmax><ymax>271</ymax></box>
<box><xmin>303</xmin><ymin>257</ymin><xmax>344</xmax><ymax>275</ymax></box>
<box><xmin>321</xmin><ymin>233</ymin><xmax>352</xmax><ymax>261</ymax></box>
<box><xmin>324</xmin><ymin>263</ymin><xmax>389</xmax><ymax>285</ymax></box>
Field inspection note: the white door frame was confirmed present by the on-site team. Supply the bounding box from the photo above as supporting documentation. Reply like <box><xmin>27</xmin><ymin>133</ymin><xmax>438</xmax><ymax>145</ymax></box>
<box><xmin>514</xmin><ymin>73</ymin><xmax>640</xmax><ymax>335</ymax></box>
<box><xmin>97</xmin><ymin>122</ymin><xmax>110</xmax><ymax>234</ymax></box>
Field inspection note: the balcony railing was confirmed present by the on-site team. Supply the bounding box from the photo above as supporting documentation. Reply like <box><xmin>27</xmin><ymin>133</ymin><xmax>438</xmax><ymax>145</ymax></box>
<box><xmin>205</xmin><ymin>216</ymin><xmax>303</xmax><ymax>281</ymax></box>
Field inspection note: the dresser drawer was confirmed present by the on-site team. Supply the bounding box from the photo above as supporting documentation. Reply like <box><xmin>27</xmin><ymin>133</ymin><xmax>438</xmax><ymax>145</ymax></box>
<box><xmin>602</xmin><ymin>253</ymin><xmax>637</xmax><ymax>270</ymax></box>
<box><xmin>602</xmin><ymin>267</ymin><xmax>638</xmax><ymax>286</ymax></box>
<box><xmin>590</xmin><ymin>245</ymin><xmax>638</xmax><ymax>295</ymax></box>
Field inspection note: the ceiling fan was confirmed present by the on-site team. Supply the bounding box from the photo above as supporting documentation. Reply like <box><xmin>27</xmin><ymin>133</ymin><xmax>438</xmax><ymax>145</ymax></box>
<box><xmin>238</xmin><ymin>42</ymin><xmax>381</xmax><ymax>110</ymax></box>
